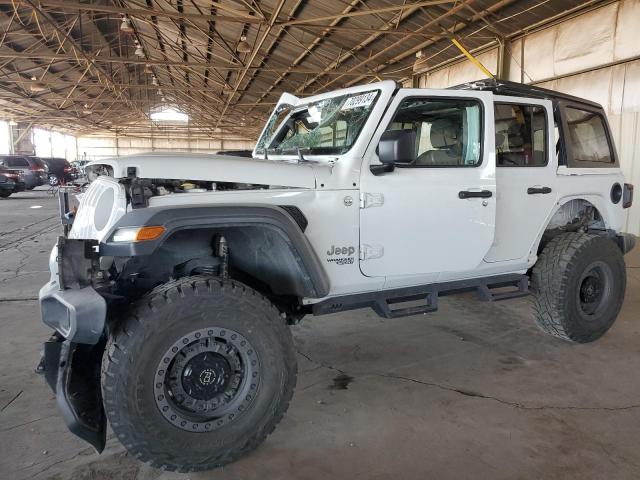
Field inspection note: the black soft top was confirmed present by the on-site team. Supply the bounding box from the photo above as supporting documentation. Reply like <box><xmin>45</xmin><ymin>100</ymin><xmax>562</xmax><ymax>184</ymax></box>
<box><xmin>448</xmin><ymin>79</ymin><xmax>601</xmax><ymax>109</ymax></box>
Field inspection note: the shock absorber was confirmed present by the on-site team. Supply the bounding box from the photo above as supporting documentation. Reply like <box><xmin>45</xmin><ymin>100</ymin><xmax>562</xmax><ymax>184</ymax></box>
<box><xmin>216</xmin><ymin>234</ymin><xmax>229</xmax><ymax>279</ymax></box>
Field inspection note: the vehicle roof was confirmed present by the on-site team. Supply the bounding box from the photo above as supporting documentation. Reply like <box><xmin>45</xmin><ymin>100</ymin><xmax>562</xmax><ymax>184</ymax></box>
<box><xmin>448</xmin><ymin>79</ymin><xmax>602</xmax><ymax>109</ymax></box>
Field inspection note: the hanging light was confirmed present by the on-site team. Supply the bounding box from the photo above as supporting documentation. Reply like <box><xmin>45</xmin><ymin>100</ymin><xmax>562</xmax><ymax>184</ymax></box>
<box><xmin>151</xmin><ymin>75</ymin><xmax>158</xmax><ymax>86</ymax></box>
<box><xmin>144</xmin><ymin>64</ymin><xmax>153</xmax><ymax>74</ymax></box>
<box><xmin>236</xmin><ymin>35</ymin><xmax>251</xmax><ymax>54</ymax></box>
<box><xmin>134</xmin><ymin>42</ymin><xmax>145</xmax><ymax>58</ymax></box>
<box><xmin>413</xmin><ymin>50</ymin><xmax>428</xmax><ymax>73</ymax></box>
<box><xmin>157</xmin><ymin>89</ymin><xmax>163</xmax><ymax>96</ymax></box>
<box><xmin>29</xmin><ymin>76</ymin><xmax>46</xmax><ymax>93</ymax></box>
<box><xmin>8</xmin><ymin>119</ymin><xmax>17</xmax><ymax>126</ymax></box>
<box><xmin>82</xmin><ymin>104</ymin><xmax>92</xmax><ymax>115</ymax></box>
<box><xmin>120</xmin><ymin>16</ymin><xmax>134</xmax><ymax>33</ymax></box>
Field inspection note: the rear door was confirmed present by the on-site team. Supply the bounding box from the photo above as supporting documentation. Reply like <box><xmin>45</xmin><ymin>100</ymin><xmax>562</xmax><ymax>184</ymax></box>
<box><xmin>484</xmin><ymin>97</ymin><xmax>557</xmax><ymax>262</ymax></box>
<box><xmin>359</xmin><ymin>89</ymin><xmax>496</xmax><ymax>279</ymax></box>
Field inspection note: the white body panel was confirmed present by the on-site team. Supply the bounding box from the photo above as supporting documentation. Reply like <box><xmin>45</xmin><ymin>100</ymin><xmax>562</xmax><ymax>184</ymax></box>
<box><xmin>88</xmin><ymin>153</ymin><xmax>318</xmax><ymax>189</ymax></box>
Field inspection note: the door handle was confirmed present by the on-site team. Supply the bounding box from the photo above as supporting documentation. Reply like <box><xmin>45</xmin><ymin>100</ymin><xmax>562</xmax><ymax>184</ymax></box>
<box><xmin>527</xmin><ymin>186</ymin><xmax>552</xmax><ymax>195</ymax></box>
<box><xmin>458</xmin><ymin>190</ymin><xmax>493</xmax><ymax>199</ymax></box>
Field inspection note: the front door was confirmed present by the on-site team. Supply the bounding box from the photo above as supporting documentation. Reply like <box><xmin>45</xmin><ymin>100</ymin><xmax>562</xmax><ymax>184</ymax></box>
<box><xmin>359</xmin><ymin>89</ymin><xmax>496</xmax><ymax>280</ymax></box>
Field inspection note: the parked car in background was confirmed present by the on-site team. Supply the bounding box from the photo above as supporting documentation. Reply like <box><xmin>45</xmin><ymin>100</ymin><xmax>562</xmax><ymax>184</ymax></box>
<box><xmin>40</xmin><ymin>157</ymin><xmax>74</xmax><ymax>185</ymax></box>
<box><xmin>0</xmin><ymin>164</ymin><xmax>25</xmax><ymax>197</ymax></box>
<box><xmin>0</xmin><ymin>155</ymin><xmax>48</xmax><ymax>189</ymax></box>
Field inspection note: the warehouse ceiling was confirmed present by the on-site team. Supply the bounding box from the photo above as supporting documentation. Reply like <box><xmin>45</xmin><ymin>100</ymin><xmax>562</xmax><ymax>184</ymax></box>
<box><xmin>0</xmin><ymin>0</ymin><xmax>599</xmax><ymax>139</ymax></box>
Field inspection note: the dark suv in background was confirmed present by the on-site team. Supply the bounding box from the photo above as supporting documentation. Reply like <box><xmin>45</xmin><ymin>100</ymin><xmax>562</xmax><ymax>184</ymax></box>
<box><xmin>39</xmin><ymin>157</ymin><xmax>74</xmax><ymax>185</ymax></box>
<box><xmin>0</xmin><ymin>155</ymin><xmax>48</xmax><ymax>189</ymax></box>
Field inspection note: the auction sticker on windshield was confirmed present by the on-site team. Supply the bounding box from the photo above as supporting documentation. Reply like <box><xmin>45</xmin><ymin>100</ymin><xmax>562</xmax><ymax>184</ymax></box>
<box><xmin>341</xmin><ymin>91</ymin><xmax>377</xmax><ymax>111</ymax></box>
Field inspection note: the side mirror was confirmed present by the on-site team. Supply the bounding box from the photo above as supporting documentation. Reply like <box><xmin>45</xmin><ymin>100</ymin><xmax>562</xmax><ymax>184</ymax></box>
<box><xmin>371</xmin><ymin>130</ymin><xmax>416</xmax><ymax>175</ymax></box>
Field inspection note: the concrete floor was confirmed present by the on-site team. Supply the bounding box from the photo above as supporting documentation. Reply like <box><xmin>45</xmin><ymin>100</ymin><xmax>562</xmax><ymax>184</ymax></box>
<box><xmin>2</xmin><ymin>189</ymin><xmax>640</xmax><ymax>480</ymax></box>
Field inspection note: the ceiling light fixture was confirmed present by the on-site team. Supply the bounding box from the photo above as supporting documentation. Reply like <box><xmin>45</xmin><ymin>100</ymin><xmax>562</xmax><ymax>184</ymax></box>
<box><xmin>413</xmin><ymin>50</ymin><xmax>428</xmax><ymax>73</ymax></box>
<box><xmin>151</xmin><ymin>76</ymin><xmax>158</xmax><ymax>86</ymax></box>
<box><xmin>151</xmin><ymin>107</ymin><xmax>189</xmax><ymax>122</ymax></box>
<box><xmin>134</xmin><ymin>42</ymin><xmax>145</xmax><ymax>58</ymax></box>
<box><xmin>29</xmin><ymin>76</ymin><xmax>46</xmax><ymax>93</ymax></box>
<box><xmin>82</xmin><ymin>103</ymin><xmax>92</xmax><ymax>115</ymax></box>
<box><xmin>8</xmin><ymin>119</ymin><xmax>17</xmax><ymax>126</ymax></box>
<box><xmin>144</xmin><ymin>64</ymin><xmax>153</xmax><ymax>74</ymax></box>
<box><xmin>236</xmin><ymin>35</ymin><xmax>251</xmax><ymax>54</ymax></box>
<box><xmin>120</xmin><ymin>16</ymin><xmax>134</xmax><ymax>33</ymax></box>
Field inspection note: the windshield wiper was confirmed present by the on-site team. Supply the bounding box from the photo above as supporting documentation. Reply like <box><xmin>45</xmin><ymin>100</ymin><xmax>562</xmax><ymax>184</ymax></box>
<box><xmin>296</xmin><ymin>147</ymin><xmax>306</xmax><ymax>163</ymax></box>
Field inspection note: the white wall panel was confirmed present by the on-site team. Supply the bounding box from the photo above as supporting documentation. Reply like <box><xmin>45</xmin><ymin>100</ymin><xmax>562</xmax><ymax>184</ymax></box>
<box><xmin>523</xmin><ymin>28</ymin><xmax>556</xmax><ymax>80</ymax></box>
<box><xmin>553</xmin><ymin>4</ymin><xmax>617</xmax><ymax>76</ymax></box>
<box><xmin>615</xmin><ymin>0</ymin><xmax>640</xmax><ymax>60</ymax></box>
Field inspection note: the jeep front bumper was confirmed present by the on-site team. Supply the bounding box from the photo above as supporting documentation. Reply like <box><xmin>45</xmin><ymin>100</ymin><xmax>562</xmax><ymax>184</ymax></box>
<box><xmin>40</xmin><ymin>280</ymin><xmax>106</xmax><ymax>344</ymax></box>
<box><xmin>42</xmin><ymin>334</ymin><xmax>106</xmax><ymax>453</ymax></box>
<box><xmin>39</xmin><ymin>238</ymin><xmax>106</xmax><ymax>344</ymax></box>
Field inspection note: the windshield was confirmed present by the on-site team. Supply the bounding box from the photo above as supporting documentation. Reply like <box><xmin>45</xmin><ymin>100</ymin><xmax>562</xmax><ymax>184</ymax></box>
<box><xmin>254</xmin><ymin>103</ymin><xmax>293</xmax><ymax>156</ymax></box>
<box><xmin>266</xmin><ymin>90</ymin><xmax>380</xmax><ymax>156</ymax></box>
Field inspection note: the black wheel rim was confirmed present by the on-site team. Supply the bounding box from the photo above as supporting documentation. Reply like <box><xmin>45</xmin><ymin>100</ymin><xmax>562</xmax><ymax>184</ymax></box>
<box><xmin>576</xmin><ymin>261</ymin><xmax>613</xmax><ymax>318</ymax></box>
<box><xmin>154</xmin><ymin>327</ymin><xmax>260</xmax><ymax>432</ymax></box>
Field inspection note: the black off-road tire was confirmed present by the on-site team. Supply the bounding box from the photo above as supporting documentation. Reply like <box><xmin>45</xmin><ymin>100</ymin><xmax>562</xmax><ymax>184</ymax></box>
<box><xmin>531</xmin><ymin>232</ymin><xmax>626</xmax><ymax>343</ymax></box>
<box><xmin>101</xmin><ymin>276</ymin><xmax>297</xmax><ymax>472</ymax></box>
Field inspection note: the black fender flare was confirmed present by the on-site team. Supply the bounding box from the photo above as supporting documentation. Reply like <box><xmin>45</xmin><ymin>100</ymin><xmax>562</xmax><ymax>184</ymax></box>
<box><xmin>101</xmin><ymin>204</ymin><xmax>329</xmax><ymax>298</ymax></box>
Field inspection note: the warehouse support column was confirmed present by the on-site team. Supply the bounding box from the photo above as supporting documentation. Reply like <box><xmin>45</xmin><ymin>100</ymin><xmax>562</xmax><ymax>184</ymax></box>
<box><xmin>497</xmin><ymin>37</ymin><xmax>511</xmax><ymax>81</ymax></box>
<box><xmin>11</xmin><ymin>123</ymin><xmax>35</xmax><ymax>155</ymax></box>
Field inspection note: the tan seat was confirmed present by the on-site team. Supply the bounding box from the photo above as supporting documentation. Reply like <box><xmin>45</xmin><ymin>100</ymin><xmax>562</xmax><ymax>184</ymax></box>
<box><xmin>416</xmin><ymin>119</ymin><xmax>461</xmax><ymax>166</ymax></box>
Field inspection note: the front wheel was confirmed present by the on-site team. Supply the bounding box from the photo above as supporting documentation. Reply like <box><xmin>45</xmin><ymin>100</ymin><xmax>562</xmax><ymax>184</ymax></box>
<box><xmin>531</xmin><ymin>232</ymin><xmax>626</xmax><ymax>343</ymax></box>
<box><xmin>0</xmin><ymin>190</ymin><xmax>11</xmax><ymax>198</ymax></box>
<box><xmin>102</xmin><ymin>277</ymin><xmax>297</xmax><ymax>472</ymax></box>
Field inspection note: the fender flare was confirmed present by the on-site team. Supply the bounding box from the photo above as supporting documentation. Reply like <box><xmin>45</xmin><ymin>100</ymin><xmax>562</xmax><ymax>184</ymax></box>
<box><xmin>100</xmin><ymin>204</ymin><xmax>330</xmax><ymax>298</ymax></box>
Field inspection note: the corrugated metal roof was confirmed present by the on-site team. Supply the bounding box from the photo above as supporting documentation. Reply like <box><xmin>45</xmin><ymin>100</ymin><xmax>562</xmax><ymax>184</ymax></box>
<box><xmin>0</xmin><ymin>0</ymin><xmax>604</xmax><ymax>138</ymax></box>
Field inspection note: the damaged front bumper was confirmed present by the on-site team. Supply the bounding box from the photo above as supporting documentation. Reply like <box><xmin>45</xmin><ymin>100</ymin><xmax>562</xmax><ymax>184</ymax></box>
<box><xmin>39</xmin><ymin>235</ymin><xmax>109</xmax><ymax>452</ymax></box>
<box><xmin>39</xmin><ymin>237</ymin><xmax>106</xmax><ymax>344</ymax></box>
<box><xmin>42</xmin><ymin>334</ymin><xmax>107</xmax><ymax>452</ymax></box>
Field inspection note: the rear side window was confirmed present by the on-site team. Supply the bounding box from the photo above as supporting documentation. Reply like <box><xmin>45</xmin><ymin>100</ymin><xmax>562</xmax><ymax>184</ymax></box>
<box><xmin>564</xmin><ymin>107</ymin><xmax>613</xmax><ymax>165</ymax></box>
<box><xmin>495</xmin><ymin>103</ymin><xmax>547</xmax><ymax>167</ymax></box>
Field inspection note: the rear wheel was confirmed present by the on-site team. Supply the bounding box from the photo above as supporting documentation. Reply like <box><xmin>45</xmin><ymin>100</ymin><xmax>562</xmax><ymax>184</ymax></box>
<box><xmin>0</xmin><ymin>190</ymin><xmax>11</xmax><ymax>198</ymax></box>
<box><xmin>531</xmin><ymin>232</ymin><xmax>626</xmax><ymax>343</ymax></box>
<box><xmin>102</xmin><ymin>276</ymin><xmax>297</xmax><ymax>472</ymax></box>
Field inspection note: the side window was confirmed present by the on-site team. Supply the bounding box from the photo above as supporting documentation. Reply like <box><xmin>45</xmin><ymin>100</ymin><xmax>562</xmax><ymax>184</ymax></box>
<box><xmin>386</xmin><ymin>98</ymin><xmax>482</xmax><ymax>167</ymax></box>
<box><xmin>7</xmin><ymin>157</ymin><xmax>29</xmax><ymax>167</ymax></box>
<box><xmin>494</xmin><ymin>103</ymin><xmax>547</xmax><ymax>167</ymax></box>
<box><xmin>564</xmin><ymin>107</ymin><xmax>613</xmax><ymax>165</ymax></box>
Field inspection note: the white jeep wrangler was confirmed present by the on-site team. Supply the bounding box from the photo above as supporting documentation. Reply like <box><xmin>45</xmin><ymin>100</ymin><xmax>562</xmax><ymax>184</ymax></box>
<box><xmin>39</xmin><ymin>79</ymin><xmax>635</xmax><ymax>471</ymax></box>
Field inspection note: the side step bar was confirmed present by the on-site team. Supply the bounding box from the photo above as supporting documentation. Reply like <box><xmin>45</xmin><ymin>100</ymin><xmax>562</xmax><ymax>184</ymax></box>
<box><xmin>312</xmin><ymin>274</ymin><xmax>529</xmax><ymax>319</ymax></box>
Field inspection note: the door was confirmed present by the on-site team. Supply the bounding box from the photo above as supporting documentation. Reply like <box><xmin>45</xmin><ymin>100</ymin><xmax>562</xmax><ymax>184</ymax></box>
<box><xmin>484</xmin><ymin>97</ymin><xmax>557</xmax><ymax>262</ymax></box>
<box><xmin>359</xmin><ymin>89</ymin><xmax>496</xmax><ymax>279</ymax></box>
